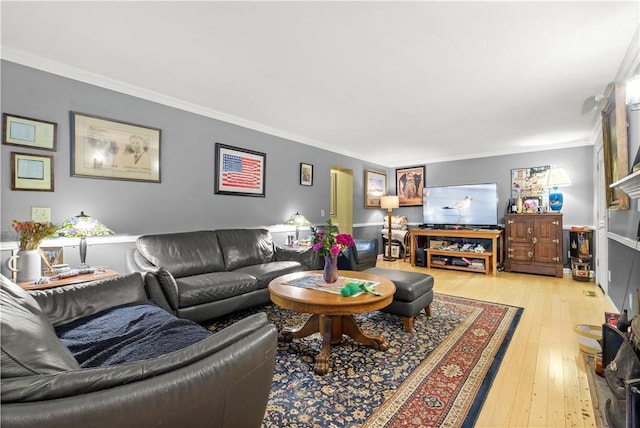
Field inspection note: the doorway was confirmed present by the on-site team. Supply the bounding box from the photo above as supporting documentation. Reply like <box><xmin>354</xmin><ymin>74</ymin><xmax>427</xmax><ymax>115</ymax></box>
<box><xmin>596</xmin><ymin>144</ymin><xmax>608</xmax><ymax>294</ymax></box>
<box><xmin>330</xmin><ymin>168</ymin><xmax>353</xmax><ymax>235</ymax></box>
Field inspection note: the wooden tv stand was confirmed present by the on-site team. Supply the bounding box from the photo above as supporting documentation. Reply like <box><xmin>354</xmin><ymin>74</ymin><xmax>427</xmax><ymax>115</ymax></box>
<box><xmin>409</xmin><ymin>228</ymin><xmax>503</xmax><ymax>276</ymax></box>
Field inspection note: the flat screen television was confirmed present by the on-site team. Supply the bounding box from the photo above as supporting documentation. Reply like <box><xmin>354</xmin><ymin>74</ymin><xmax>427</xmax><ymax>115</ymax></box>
<box><xmin>422</xmin><ymin>182</ymin><xmax>498</xmax><ymax>228</ymax></box>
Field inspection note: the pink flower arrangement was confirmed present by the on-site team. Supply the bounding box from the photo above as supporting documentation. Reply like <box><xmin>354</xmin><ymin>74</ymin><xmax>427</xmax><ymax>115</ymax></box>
<box><xmin>311</xmin><ymin>219</ymin><xmax>355</xmax><ymax>257</ymax></box>
<box><xmin>12</xmin><ymin>220</ymin><xmax>58</xmax><ymax>251</ymax></box>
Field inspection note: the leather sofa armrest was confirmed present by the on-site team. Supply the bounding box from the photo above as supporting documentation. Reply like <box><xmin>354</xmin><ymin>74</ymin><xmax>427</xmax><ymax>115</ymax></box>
<box><xmin>353</xmin><ymin>239</ymin><xmax>378</xmax><ymax>262</ymax></box>
<box><xmin>143</xmin><ymin>271</ymin><xmax>177</xmax><ymax>314</ymax></box>
<box><xmin>130</xmin><ymin>248</ymin><xmax>160</xmax><ymax>272</ymax></box>
<box><xmin>274</xmin><ymin>244</ymin><xmax>314</xmax><ymax>269</ymax></box>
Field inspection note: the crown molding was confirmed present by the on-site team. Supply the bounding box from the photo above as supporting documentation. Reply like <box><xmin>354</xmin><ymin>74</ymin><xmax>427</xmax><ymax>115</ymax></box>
<box><xmin>615</xmin><ymin>26</ymin><xmax>640</xmax><ymax>82</ymax></box>
<box><xmin>1</xmin><ymin>47</ymin><xmax>367</xmax><ymax>162</ymax></box>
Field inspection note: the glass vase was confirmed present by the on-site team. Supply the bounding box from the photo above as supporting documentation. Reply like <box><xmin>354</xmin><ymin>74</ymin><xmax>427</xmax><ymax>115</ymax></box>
<box><xmin>323</xmin><ymin>255</ymin><xmax>339</xmax><ymax>283</ymax></box>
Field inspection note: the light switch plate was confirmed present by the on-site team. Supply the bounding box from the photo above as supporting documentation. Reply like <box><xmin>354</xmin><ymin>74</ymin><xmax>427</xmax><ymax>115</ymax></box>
<box><xmin>31</xmin><ymin>207</ymin><xmax>51</xmax><ymax>222</ymax></box>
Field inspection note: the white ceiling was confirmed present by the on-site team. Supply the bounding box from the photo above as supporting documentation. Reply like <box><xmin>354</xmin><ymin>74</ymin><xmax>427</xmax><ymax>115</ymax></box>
<box><xmin>2</xmin><ymin>1</ymin><xmax>639</xmax><ymax>167</ymax></box>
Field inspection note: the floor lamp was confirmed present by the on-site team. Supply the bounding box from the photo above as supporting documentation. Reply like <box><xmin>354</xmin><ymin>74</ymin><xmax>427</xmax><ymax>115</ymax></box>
<box><xmin>381</xmin><ymin>196</ymin><xmax>400</xmax><ymax>261</ymax></box>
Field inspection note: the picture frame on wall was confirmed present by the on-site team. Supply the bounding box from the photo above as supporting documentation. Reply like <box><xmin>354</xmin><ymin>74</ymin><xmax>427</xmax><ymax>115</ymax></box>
<box><xmin>71</xmin><ymin>112</ymin><xmax>161</xmax><ymax>183</ymax></box>
<box><xmin>602</xmin><ymin>83</ymin><xmax>629</xmax><ymax>210</ymax></box>
<box><xmin>395</xmin><ymin>165</ymin><xmax>425</xmax><ymax>206</ymax></box>
<box><xmin>11</xmin><ymin>152</ymin><xmax>54</xmax><ymax>191</ymax></box>
<box><xmin>300</xmin><ymin>162</ymin><xmax>313</xmax><ymax>186</ymax></box>
<box><xmin>3</xmin><ymin>113</ymin><xmax>57</xmax><ymax>151</ymax></box>
<box><xmin>511</xmin><ymin>166</ymin><xmax>549</xmax><ymax>199</ymax></box>
<box><xmin>364</xmin><ymin>169</ymin><xmax>386</xmax><ymax>208</ymax></box>
<box><xmin>214</xmin><ymin>143</ymin><xmax>266</xmax><ymax>197</ymax></box>
<box><xmin>632</xmin><ymin>146</ymin><xmax>640</xmax><ymax>173</ymax></box>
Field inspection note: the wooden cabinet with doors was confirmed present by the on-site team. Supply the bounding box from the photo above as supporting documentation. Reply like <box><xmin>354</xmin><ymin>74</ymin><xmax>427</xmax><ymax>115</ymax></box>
<box><xmin>505</xmin><ymin>213</ymin><xmax>563</xmax><ymax>277</ymax></box>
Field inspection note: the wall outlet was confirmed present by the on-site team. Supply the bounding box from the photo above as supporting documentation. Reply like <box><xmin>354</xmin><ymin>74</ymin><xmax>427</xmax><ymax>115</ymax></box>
<box><xmin>630</xmin><ymin>293</ymin><xmax>634</xmax><ymax>310</ymax></box>
<box><xmin>31</xmin><ymin>207</ymin><xmax>51</xmax><ymax>222</ymax></box>
<box><xmin>320</xmin><ymin>209</ymin><xmax>325</xmax><ymax>217</ymax></box>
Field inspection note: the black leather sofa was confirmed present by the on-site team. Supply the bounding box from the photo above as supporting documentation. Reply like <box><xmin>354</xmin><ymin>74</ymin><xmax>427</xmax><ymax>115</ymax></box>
<box><xmin>126</xmin><ymin>228</ymin><xmax>313</xmax><ymax>322</ymax></box>
<box><xmin>0</xmin><ymin>272</ymin><xmax>277</xmax><ymax>428</ymax></box>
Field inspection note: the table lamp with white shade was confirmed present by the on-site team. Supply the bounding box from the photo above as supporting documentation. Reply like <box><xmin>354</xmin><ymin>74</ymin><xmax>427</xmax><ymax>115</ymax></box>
<box><xmin>543</xmin><ymin>167</ymin><xmax>571</xmax><ymax>212</ymax></box>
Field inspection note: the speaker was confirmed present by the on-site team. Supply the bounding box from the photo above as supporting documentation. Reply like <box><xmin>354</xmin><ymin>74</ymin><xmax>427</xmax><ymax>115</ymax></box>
<box><xmin>415</xmin><ymin>248</ymin><xmax>426</xmax><ymax>267</ymax></box>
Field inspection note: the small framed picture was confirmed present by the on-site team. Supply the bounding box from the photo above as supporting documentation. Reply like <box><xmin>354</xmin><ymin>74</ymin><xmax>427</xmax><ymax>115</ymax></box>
<box><xmin>365</xmin><ymin>169</ymin><xmax>386</xmax><ymax>208</ymax></box>
<box><xmin>300</xmin><ymin>162</ymin><xmax>313</xmax><ymax>186</ymax></box>
<box><xmin>396</xmin><ymin>165</ymin><xmax>425</xmax><ymax>206</ymax></box>
<box><xmin>214</xmin><ymin>143</ymin><xmax>266</xmax><ymax>197</ymax></box>
<box><xmin>11</xmin><ymin>152</ymin><xmax>54</xmax><ymax>191</ymax></box>
<box><xmin>41</xmin><ymin>247</ymin><xmax>64</xmax><ymax>273</ymax></box>
<box><xmin>384</xmin><ymin>244</ymin><xmax>401</xmax><ymax>258</ymax></box>
<box><xmin>523</xmin><ymin>196</ymin><xmax>542</xmax><ymax>212</ymax></box>
<box><xmin>3</xmin><ymin>113</ymin><xmax>57</xmax><ymax>151</ymax></box>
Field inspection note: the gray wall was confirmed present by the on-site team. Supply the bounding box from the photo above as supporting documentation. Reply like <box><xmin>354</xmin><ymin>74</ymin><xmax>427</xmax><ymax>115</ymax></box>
<box><xmin>394</xmin><ymin>146</ymin><xmax>595</xmax><ymax>228</ymax></box>
<box><xmin>0</xmin><ymin>60</ymin><xmax>387</xmax><ymax>239</ymax></box>
<box><xmin>607</xmin><ymin>106</ymin><xmax>640</xmax><ymax>316</ymax></box>
<box><xmin>0</xmin><ymin>60</ymin><xmax>617</xmax><ymax>288</ymax></box>
<box><xmin>389</xmin><ymin>146</ymin><xmax>595</xmax><ymax>271</ymax></box>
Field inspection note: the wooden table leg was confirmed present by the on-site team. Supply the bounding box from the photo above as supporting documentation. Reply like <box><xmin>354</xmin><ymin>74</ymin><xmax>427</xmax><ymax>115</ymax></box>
<box><xmin>280</xmin><ymin>314</ymin><xmax>389</xmax><ymax>375</ymax></box>
<box><xmin>341</xmin><ymin>315</ymin><xmax>389</xmax><ymax>351</ymax></box>
<box><xmin>279</xmin><ymin>314</ymin><xmax>320</xmax><ymax>342</ymax></box>
<box><xmin>314</xmin><ymin>315</ymin><xmax>332</xmax><ymax>375</ymax></box>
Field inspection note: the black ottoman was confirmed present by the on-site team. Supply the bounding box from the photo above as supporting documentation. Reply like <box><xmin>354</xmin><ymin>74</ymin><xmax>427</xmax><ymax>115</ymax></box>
<box><xmin>364</xmin><ymin>267</ymin><xmax>434</xmax><ymax>333</ymax></box>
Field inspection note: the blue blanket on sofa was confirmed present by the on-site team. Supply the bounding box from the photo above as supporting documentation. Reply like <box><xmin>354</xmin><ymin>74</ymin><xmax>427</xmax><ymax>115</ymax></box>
<box><xmin>56</xmin><ymin>302</ymin><xmax>212</xmax><ymax>368</ymax></box>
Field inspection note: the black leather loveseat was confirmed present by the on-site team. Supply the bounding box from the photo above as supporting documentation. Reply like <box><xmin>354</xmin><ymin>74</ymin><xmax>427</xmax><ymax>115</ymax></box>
<box><xmin>0</xmin><ymin>272</ymin><xmax>277</xmax><ymax>428</ymax></box>
<box><xmin>126</xmin><ymin>228</ymin><xmax>312</xmax><ymax>322</ymax></box>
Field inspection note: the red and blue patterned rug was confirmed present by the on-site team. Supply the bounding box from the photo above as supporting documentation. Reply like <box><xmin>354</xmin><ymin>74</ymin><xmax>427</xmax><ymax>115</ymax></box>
<box><xmin>208</xmin><ymin>293</ymin><xmax>522</xmax><ymax>427</ymax></box>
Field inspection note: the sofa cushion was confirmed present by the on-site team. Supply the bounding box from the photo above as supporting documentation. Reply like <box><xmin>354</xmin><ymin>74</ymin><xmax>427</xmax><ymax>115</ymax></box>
<box><xmin>136</xmin><ymin>231</ymin><xmax>226</xmax><ymax>277</ymax></box>
<box><xmin>1</xmin><ymin>276</ymin><xmax>81</xmax><ymax>377</ymax></box>
<box><xmin>175</xmin><ymin>272</ymin><xmax>259</xmax><ymax>307</ymax></box>
<box><xmin>235</xmin><ymin>261</ymin><xmax>303</xmax><ymax>289</ymax></box>
<box><xmin>216</xmin><ymin>229</ymin><xmax>275</xmax><ymax>271</ymax></box>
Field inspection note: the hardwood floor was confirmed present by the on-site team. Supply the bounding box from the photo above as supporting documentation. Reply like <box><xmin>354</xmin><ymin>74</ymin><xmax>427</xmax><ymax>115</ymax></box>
<box><xmin>374</xmin><ymin>258</ymin><xmax>615</xmax><ymax>428</ymax></box>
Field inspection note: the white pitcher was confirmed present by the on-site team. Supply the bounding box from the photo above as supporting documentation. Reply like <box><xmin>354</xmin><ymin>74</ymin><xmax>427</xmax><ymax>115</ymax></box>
<box><xmin>6</xmin><ymin>250</ymin><xmax>42</xmax><ymax>282</ymax></box>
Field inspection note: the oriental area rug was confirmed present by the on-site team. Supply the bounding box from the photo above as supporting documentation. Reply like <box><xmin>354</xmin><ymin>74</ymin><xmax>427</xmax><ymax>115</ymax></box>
<box><xmin>208</xmin><ymin>293</ymin><xmax>523</xmax><ymax>427</ymax></box>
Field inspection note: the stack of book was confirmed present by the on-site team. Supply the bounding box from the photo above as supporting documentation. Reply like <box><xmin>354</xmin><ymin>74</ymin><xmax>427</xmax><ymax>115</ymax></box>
<box><xmin>461</xmin><ymin>257</ymin><xmax>485</xmax><ymax>269</ymax></box>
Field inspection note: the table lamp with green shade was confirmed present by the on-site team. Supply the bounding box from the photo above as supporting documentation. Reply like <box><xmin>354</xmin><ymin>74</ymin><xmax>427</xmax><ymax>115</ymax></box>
<box><xmin>284</xmin><ymin>212</ymin><xmax>311</xmax><ymax>242</ymax></box>
<box><xmin>57</xmin><ymin>211</ymin><xmax>114</xmax><ymax>267</ymax></box>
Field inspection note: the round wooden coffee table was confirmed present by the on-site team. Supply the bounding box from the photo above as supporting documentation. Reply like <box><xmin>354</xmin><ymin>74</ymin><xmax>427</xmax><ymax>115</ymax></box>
<box><xmin>268</xmin><ymin>270</ymin><xmax>396</xmax><ymax>375</ymax></box>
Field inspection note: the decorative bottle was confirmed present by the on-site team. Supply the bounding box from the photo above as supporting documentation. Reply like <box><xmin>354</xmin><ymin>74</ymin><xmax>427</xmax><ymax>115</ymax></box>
<box><xmin>516</xmin><ymin>195</ymin><xmax>523</xmax><ymax>213</ymax></box>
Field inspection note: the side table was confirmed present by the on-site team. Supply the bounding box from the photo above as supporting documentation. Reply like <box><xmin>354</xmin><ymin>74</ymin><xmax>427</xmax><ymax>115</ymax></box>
<box><xmin>18</xmin><ymin>268</ymin><xmax>119</xmax><ymax>291</ymax></box>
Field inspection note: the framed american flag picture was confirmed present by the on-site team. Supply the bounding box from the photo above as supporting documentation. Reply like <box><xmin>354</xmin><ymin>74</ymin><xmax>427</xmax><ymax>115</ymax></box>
<box><xmin>214</xmin><ymin>143</ymin><xmax>266</xmax><ymax>197</ymax></box>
